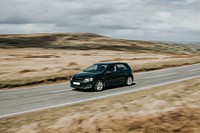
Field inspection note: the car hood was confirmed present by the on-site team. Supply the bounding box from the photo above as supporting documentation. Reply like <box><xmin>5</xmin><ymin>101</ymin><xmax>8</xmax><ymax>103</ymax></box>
<box><xmin>73</xmin><ymin>71</ymin><xmax>99</xmax><ymax>79</ymax></box>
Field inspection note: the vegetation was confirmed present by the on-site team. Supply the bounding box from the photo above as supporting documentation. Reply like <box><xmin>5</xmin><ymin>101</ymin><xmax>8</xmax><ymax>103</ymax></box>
<box><xmin>0</xmin><ymin>33</ymin><xmax>198</xmax><ymax>55</ymax></box>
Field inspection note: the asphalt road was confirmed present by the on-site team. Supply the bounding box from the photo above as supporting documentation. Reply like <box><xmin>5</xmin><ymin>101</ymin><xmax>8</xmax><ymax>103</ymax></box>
<box><xmin>0</xmin><ymin>63</ymin><xmax>200</xmax><ymax>119</ymax></box>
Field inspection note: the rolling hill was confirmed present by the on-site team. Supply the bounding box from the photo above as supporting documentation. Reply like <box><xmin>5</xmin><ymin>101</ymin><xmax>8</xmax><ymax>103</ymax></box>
<box><xmin>0</xmin><ymin>32</ymin><xmax>197</xmax><ymax>55</ymax></box>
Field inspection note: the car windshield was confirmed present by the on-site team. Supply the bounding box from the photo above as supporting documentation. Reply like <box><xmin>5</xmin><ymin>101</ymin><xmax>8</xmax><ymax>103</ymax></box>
<box><xmin>84</xmin><ymin>64</ymin><xmax>107</xmax><ymax>72</ymax></box>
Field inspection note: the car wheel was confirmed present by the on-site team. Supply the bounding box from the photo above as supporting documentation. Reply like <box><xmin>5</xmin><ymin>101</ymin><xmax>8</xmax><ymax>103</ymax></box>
<box><xmin>126</xmin><ymin>76</ymin><xmax>133</xmax><ymax>86</ymax></box>
<box><xmin>95</xmin><ymin>80</ymin><xmax>104</xmax><ymax>91</ymax></box>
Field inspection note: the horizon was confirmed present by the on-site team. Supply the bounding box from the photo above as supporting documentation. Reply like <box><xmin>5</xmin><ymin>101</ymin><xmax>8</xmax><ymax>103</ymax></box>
<box><xmin>1</xmin><ymin>32</ymin><xmax>200</xmax><ymax>44</ymax></box>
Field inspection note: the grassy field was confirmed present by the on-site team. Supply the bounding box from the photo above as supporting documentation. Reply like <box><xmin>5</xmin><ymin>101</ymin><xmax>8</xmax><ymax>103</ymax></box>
<box><xmin>0</xmin><ymin>77</ymin><xmax>199</xmax><ymax>133</ymax></box>
<box><xmin>0</xmin><ymin>33</ymin><xmax>200</xmax><ymax>89</ymax></box>
<box><xmin>0</xmin><ymin>33</ymin><xmax>195</xmax><ymax>54</ymax></box>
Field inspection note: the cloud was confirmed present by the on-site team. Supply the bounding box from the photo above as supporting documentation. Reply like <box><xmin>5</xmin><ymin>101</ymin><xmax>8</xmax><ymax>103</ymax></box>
<box><xmin>0</xmin><ymin>0</ymin><xmax>200</xmax><ymax>42</ymax></box>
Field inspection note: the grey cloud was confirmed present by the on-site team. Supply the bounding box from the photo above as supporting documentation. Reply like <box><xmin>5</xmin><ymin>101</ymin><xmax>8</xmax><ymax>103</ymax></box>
<box><xmin>0</xmin><ymin>0</ymin><xmax>200</xmax><ymax>42</ymax></box>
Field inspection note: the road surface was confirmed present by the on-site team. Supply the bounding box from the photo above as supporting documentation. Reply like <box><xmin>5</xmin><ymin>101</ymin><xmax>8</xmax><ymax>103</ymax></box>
<box><xmin>0</xmin><ymin>63</ymin><xmax>200</xmax><ymax>119</ymax></box>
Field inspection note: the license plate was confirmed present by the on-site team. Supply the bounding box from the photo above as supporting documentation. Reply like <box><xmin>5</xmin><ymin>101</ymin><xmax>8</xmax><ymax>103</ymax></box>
<box><xmin>73</xmin><ymin>82</ymin><xmax>80</xmax><ymax>85</ymax></box>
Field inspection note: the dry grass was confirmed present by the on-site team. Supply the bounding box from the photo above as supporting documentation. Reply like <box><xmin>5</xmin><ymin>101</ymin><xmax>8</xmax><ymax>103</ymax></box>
<box><xmin>0</xmin><ymin>33</ymin><xmax>199</xmax><ymax>89</ymax></box>
<box><xmin>127</xmin><ymin>108</ymin><xmax>200</xmax><ymax>133</ymax></box>
<box><xmin>68</xmin><ymin>62</ymin><xmax>79</xmax><ymax>66</ymax></box>
<box><xmin>81</xmin><ymin>53</ymin><xmax>92</xmax><ymax>56</ymax></box>
<box><xmin>0</xmin><ymin>32</ymin><xmax>197</xmax><ymax>54</ymax></box>
<box><xmin>19</xmin><ymin>69</ymin><xmax>36</xmax><ymax>73</ymax></box>
<box><xmin>101</xmin><ymin>57</ymin><xmax>160</xmax><ymax>62</ymax></box>
<box><xmin>0</xmin><ymin>77</ymin><xmax>199</xmax><ymax>133</ymax></box>
<box><xmin>24</xmin><ymin>55</ymin><xmax>59</xmax><ymax>58</ymax></box>
<box><xmin>132</xmin><ymin>56</ymin><xmax>200</xmax><ymax>72</ymax></box>
<box><xmin>0</xmin><ymin>48</ymin><xmax>200</xmax><ymax>89</ymax></box>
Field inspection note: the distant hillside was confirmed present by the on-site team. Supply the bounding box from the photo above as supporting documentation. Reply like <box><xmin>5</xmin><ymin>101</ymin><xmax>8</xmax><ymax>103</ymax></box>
<box><xmin>157</xmin><ymin>41</ymin><xmax>200</xmax><ymax>51</ymax></box>
<box><xmin>175</xmin><ymin>43</ymin><xmax>200</xmax><ymax>50</ymax></box>
<box><xmin>0</xmin><ymin>32</ymin><xmax>198</xmax><ymax>54</ymax></box>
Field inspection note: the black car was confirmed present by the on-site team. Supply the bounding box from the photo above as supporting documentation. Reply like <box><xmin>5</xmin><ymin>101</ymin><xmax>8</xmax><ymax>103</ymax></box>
<box><xmin>70</xmin><ymin>62</ymin><xmax>134</xmax><ymax>91</ymax></box>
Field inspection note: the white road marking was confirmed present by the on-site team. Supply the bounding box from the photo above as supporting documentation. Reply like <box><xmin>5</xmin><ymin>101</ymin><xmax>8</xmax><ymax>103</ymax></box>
<box><xmin>0</xmin><ymin>75</ymin><xmax>199</xmax><ymax>119</ymax></box>
<box><xmin>144</xmin><ymin>73</ymin><xmax>177</xmax><ymax>79</ymax></box>
<box><xmin>187</xmin><ymin>68</ymin><xmax>200</xmax><ymax>72</ymax></box>
<box><xmin>50</xmin><ymin>89</ymin><xmax>69</xmax><ymax>93</ymax></box>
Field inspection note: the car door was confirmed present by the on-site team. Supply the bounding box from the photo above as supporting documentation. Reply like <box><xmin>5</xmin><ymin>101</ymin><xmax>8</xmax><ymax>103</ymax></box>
<box><xmin>104</xmin><ymin>65</ymin><xmax>118</xmax><ymax>86</ymax></box>
<box><xmin>116</xmin><ymin>64</ymin><xmax>128</xmax><ymax>83</ymax></box>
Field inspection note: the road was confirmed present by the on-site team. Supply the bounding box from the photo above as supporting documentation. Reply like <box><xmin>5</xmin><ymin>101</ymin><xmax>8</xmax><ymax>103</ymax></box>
<box><xmin>0</xmin><ymin>63</ymin><xmax>200</xmax><ymax>119</ymax></box>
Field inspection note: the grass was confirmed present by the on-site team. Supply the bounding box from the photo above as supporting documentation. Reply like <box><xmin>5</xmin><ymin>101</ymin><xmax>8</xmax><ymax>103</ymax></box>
<box><xmin>0</xmin><ymin>32</ymin><xmax>197</xmax><ymax>54</ymax></box>
<box><xmin>132</xmin><ymin>56</ymin><xmax>200</xmax><ymax>72</ymax></box>
<box><xmin>19</xmin><ymin>69</ymin><xmax>37</xmax><ymax>74</ymax></box>
<box><xmin>0</xmin><ymin>77</ymin><xmax>199</xmax><ymax>133</ymax></box>
<box><xmin>101</xmin><ymin>57</ymin><xmax>159</xmax><ymax>62</ymax></box>
<box><xmin>24</xmin><ymin>55</ymin><xmax>59</xmax><ymax>58</ymax></box>
<box><xmin>68</xmin><ymin>62</ymin><xmax>79</xmax><ymax>66</ymax></box>
<box><xmin>0</xmin><ymin>32</ymin><xmax>199</xmax><ymax>89</ymax></box>
<box><xmin>1</xmin><ymin>55</ymin><xmax>200</xmax><ymax>89</ymax></box>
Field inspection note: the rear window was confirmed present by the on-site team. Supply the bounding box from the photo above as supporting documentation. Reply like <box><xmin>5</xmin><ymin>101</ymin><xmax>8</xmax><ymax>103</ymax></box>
<box><xmin>116</xmin><ymin>64</ymin><xmax>128</xmax><ymax>71</ymax></box>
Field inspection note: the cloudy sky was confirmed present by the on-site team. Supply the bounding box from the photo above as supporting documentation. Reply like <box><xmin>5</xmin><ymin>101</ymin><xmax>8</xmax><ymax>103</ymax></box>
<box><xmin>0</xmin><ymin>0</ymin><xmax>200</xmax><ymax>42</ymax></box>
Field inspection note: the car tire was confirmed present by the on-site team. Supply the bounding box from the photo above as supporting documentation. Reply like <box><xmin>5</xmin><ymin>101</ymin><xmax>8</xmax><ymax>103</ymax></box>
<box><xmin>94</xmin><ymin>80</ymin><xmax>104</xmax><ymax>91</ymax></box>
<box><xmin>126</xmin><ymin>76</ymin><xmax>133</xmax><ymax>86</ymax></box>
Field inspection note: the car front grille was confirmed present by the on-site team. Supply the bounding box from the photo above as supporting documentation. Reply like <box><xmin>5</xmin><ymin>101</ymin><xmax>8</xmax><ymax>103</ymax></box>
<box><xmin>73</xmin><ymin>78</ymin><xmax>83</xmax><ymax>82</ymax></box>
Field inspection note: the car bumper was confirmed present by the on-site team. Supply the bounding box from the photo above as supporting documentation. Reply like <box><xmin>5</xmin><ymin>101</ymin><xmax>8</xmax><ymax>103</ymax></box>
<box><xmin>70</xmin><ymin>80</ymin><xmax>95</xmax><ymax>89</ymax></box>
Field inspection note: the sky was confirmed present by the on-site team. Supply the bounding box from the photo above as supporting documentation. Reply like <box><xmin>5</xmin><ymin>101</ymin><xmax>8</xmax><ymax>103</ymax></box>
<box><xmin>0</xmin><ymin>0</ymin><xmax>200</xmax><ymax>42</ymax></box>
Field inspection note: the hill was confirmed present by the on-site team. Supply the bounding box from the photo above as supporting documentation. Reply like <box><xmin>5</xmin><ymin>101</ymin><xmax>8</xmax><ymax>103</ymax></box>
<box><xmin>0</xmin><ymin>32</ymin><xmax>197</xmax><ymax>55</ymax></box>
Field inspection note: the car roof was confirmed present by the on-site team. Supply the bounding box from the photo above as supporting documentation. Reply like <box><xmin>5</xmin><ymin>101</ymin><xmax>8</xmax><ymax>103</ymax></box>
<box><xmin>95</xmin><ymin>62</ymin><xmax>127</xmax><ymax>65</ymax></box>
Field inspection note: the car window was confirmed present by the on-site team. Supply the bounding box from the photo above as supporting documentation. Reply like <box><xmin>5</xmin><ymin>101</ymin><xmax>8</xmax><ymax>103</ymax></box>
<box><xmin>116</xmin><ymin>64</ymin><xmax>127</xmax><ymax>71</ymax></box>
<box><xmin>107</xmin><ymin>65</ymin><xmax>116</xmax><ymax>73</ymax></box>
<box><xmin>84</xmin><ymin>64</ymin><xmax>107</xmax><ymax>72</ymax></box>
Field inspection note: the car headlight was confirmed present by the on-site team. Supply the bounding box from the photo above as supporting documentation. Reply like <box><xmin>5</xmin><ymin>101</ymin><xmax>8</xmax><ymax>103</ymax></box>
<box><xmin>83</xmin><ymin>78</ymin><xmax>93</xmax><ymax>83</ymax></box>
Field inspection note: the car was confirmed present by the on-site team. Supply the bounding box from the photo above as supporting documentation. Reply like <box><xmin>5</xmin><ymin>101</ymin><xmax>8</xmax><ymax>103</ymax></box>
<box><xmin>70</xmin><ymin>62</ymin><xmax>134</xmax><ymax>91</ymax></box>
